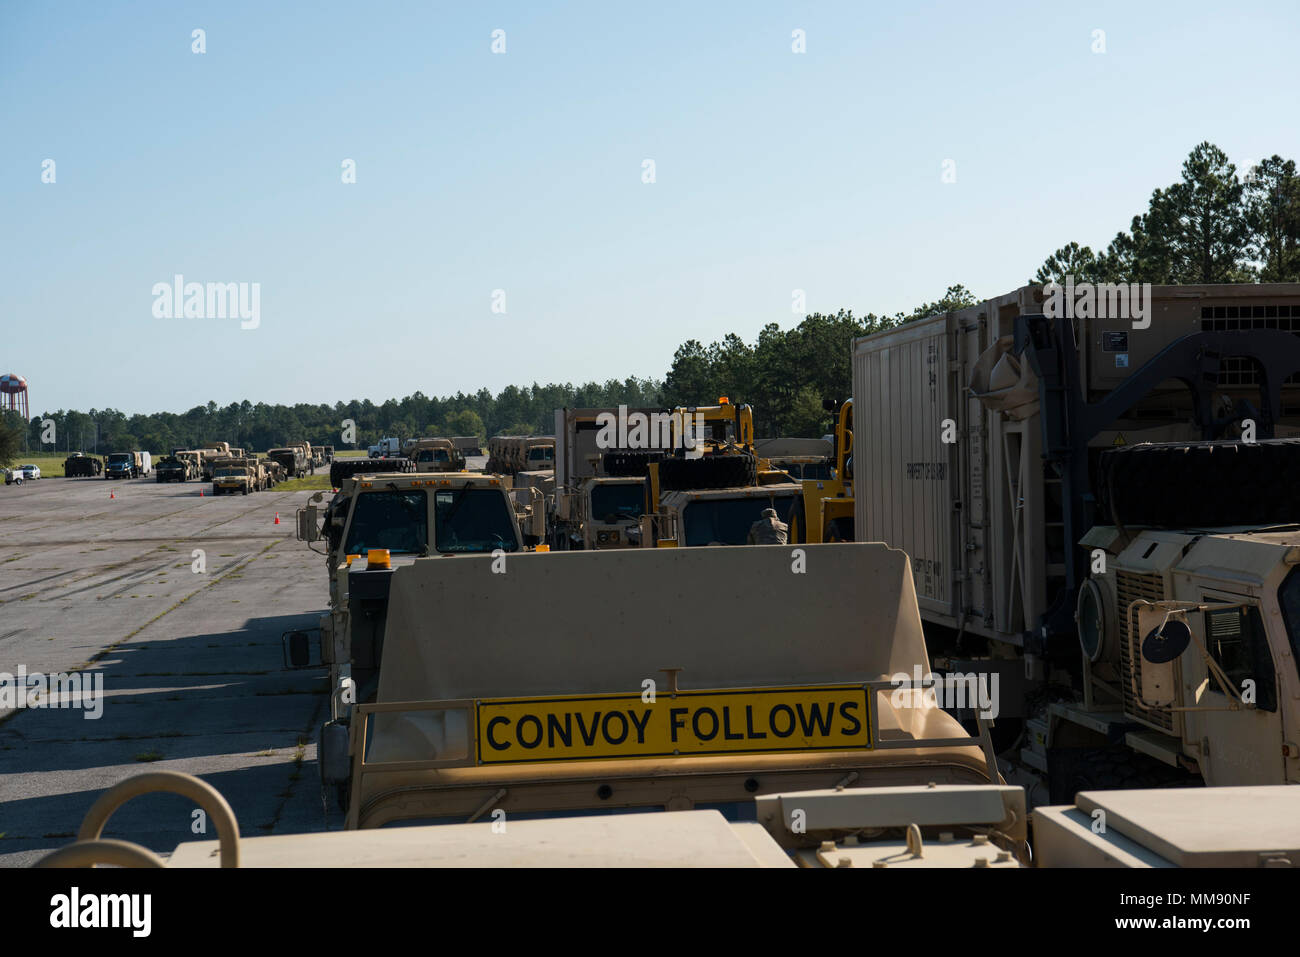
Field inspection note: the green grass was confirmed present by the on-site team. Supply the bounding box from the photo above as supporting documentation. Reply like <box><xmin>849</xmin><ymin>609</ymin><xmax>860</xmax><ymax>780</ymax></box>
<box><xmin>275</xmin><ymin>474</ymin><xmax>333</xmax><ymax>491</ymax></box>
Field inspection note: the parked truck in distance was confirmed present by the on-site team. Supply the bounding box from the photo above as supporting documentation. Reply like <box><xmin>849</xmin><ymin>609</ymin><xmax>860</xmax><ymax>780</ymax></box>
<box><xmin>105</xmin><ymin>451</ymin><xmax>151</xmax><ymax>479</ymax></box>
<box><xmin>451</xmin><ymin>436</ymin><xmax>481</xmax><ymax>457</ymax></box>
<box><xmin>486</xmin><ymin>435</ymin><xmax>555</xmax><ymax>475</ymax></box>
<box><xmin>267</xmin><ymin>446</ymin><xmax>308</xmax><ymax>479</ymax></box>
<box><xmin>155</xmin><ymin>456</ymin><xmax>192</xmax><ymax>482</ymax></box>
<box><xmin>63</xmin><ymin>452</ymin><xmax>104</xmax><ymax>477</ymax></box>
<box><xmin>368</xmin><ymin>437</ymin><xmax>401</xmax><ymax>458</ymax></box>
<box><xmin>409</xmin><ymin>438</ymin><xmax>465</xmax><ymax>473</ymax></box>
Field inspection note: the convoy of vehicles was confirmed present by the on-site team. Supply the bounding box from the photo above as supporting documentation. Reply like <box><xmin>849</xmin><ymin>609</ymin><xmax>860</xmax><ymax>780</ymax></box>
<box><xmin>23</xmin><ymin>278</ymin><xmax>1300</xmax><ymax>872</ymax></box>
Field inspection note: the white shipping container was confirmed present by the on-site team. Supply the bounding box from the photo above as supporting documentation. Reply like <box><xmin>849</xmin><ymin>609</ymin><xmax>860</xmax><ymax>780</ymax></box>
<box><xmin>853</xmin><ymin>282</ymin><xmax>1300</xmax><ymax>648</ymax></box>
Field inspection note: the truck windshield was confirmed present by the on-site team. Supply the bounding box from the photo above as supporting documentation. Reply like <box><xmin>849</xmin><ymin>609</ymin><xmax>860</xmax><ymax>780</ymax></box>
<box><xmin>434</xmin><ymin>487</ymin><xmax>518</xmax><ymax>553</ymax></box>
<box><xmin>590</xmin><ymin>484</ymin><xmax>644</xmax><ymax>522</ymax></box>
<box><xmin>215</xmin><ymin>469</ymin><xmax>243</xmax><ymax>478</ymax></box>
<box><xmin>528</xmin><ymin>446</ymin><xmax>553</xmax><ymax>463</ymax></box>
<box><xmin>682</xmin><ymin>494</ymin><xmax>800</xmax><ymax>546</ymax></box>
<box><xmin>109</xmin><ymin>454</ymin><xmax>131</xmax><ymax>464</ymax></box>
<box><xmin>344</xmin><ymin>490</ymin><xmax>428</xmax><ymax>556</ymax></box>
<box><xmin>417</xmin><ymin>449</ymin><xmax>450</xmax><ymax>463</ymax></box>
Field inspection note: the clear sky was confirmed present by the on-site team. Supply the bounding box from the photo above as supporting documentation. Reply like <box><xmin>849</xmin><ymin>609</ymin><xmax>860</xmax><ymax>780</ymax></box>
<box><xmin>3</xmin><ymin>1</ymin><xmax>1298</xmax><ymax>415</ymax></box>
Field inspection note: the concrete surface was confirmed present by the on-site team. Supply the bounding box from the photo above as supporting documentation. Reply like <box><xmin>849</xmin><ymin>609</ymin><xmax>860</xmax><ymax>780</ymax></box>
<box><xmin>0</xmin><ymin>474</ymin><xmax>344</xmax><ymax>866</ymax></box>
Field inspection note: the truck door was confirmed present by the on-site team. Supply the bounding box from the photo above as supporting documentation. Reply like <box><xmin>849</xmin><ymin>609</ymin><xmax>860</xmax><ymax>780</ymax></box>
<box><xmin>1182</xmin><ymin>588</ymin><xmax>1286</xmax><ymax>786</ymax></box>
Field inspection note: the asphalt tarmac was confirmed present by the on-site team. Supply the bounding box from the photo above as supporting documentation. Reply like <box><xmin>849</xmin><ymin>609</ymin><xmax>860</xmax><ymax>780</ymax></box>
<box><xmin>0</xmin><ymin>473</ymin><xmax>343</xmax><ymax>866</ymax></box>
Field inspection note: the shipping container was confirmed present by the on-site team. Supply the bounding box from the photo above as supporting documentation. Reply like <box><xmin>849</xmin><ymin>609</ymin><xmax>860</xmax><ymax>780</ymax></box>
<box><xmin>853</xmin><ymin>282</ymin><xmax>1300</xmax><ymax>649</ymax></box>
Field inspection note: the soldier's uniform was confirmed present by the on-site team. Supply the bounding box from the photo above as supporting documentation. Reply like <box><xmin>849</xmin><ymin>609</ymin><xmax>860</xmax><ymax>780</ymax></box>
<box><xmin>747</xmin><ymin>508</ymin><xmax>789</xmax><ymax>545</ymax></box>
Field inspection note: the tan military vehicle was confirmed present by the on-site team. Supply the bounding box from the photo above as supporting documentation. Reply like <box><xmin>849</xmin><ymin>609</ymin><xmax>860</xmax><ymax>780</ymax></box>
<box><xmin>409</xmin><ymin>437</ymin><xmax>465</xmax><ymax>473</ymax></box>
<box><xmin>487</xmin><ymin>435</ymin><xmax>555</xmax><ymax>475</ymax></box>
<box><xmin>267</xmin><ymin>446</ymin><xmax>308</xmax><ymax>479</ymax></box>
<box><xmin>175</xmin><ymin>450</ymin><xmax>203</xmax><ymax>479</ymax></box>
<box><xmin>307</xmin><ymin>542</ymin><xmax>1008</xmax><ymax>829</ymax></box>
<box><xmin>295</xmin><ymin>471</ymin><xmax>538</xmax><ymax>726</ymax></box>
<box><xmin>260</xmin><ymin>457</ymin><xmax>285</xmax><ymax>487</ymax></box>
<box><xmin>209</xmin><ymin>456</ymin><xmax>265</xmax><ymax>495</ymax></box>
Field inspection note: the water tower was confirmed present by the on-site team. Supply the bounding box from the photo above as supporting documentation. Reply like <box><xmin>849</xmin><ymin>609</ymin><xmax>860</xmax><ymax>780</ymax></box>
<box><xmin>0</xmin><ymin>373</ymin><xmax>28</xmax><ymax>420</ymax></box>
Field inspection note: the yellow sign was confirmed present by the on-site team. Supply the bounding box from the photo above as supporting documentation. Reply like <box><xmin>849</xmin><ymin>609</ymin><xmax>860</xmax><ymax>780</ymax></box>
<box><xmin>1113</xmin><ymin>433</ymin><xmax>1126</xmax><ymax>446</ymax></box>
<box><xmin>475</xmin><ymin>685</ymin><xmax>872</xmax><ymax>765</ymax></box>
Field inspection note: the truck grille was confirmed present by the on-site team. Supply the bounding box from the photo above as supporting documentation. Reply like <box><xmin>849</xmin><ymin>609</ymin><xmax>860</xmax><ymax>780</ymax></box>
<box><xmin>1114</xmin><ymin>569</ymin><xmax>1175</xmax><ymax>732</ymax></box>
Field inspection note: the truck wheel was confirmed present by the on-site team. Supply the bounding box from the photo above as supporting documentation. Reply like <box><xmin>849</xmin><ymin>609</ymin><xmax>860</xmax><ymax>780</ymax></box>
<box><xmin>1047</xmin><ymin>746</ymin><xmax>1198</xmax><ymax>804</ymax></box>
<box><xmin>658</xmin><ymin>452</ymin><xmax>757</xmax><ymax>491</ymax></box>
<box><xmin>1099</xmin><ymin>438</ymin><xmax>1300</xmax><ymax>528</ymax></box>
<box><xmin>602</xmin><ymin>451</ymin><xmax>664</xmax><ymax>477</ymax></box>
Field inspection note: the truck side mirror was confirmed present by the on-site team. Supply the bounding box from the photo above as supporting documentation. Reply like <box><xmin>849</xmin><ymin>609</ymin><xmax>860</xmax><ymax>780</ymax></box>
<box><xmin>1135</xmin><ymin>607</ymin><xmax>1189</xmax><ymax>708</ymax></box>
<box><xmin>296</xmin><ymin>505</ymin><xmax>319</xmax><ymax>542</ymax></box>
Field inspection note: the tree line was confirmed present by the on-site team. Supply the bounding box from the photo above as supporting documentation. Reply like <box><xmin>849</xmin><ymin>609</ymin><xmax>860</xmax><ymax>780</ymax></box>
<box><xmin>4</xmin><ymin>140</ymin><xmax>1297</xmax><ymax>466</ymax></box>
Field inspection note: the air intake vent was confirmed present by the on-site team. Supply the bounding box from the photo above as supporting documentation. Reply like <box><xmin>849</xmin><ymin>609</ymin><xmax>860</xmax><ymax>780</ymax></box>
<box><xmin>1115</xmin><ymin>569</ymin><xmax>1177</xmax><ymax>733</ymax></box>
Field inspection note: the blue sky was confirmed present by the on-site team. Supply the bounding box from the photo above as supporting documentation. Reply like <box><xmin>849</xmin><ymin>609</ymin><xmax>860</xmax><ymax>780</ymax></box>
<box><xmin>2</xmin><ymin>0</ymin><xmax>1297</xmax><ymax>415</ymax></box>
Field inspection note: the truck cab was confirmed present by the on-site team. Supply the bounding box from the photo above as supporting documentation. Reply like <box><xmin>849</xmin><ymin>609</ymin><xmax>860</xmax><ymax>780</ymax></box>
<box><xmin>105</xmin><ymin>452</ymin><xmax>138</xmax><ymax>480</ymax></box>
<box><xmin>1040</xmin><ymin>525</ymin><xmax>1300</xmax><ymax>793</ymax></box>
<box><xmin>297</xmin><ymin>473</ymin><xmax>529</xmax><ymax>722</ymax></box>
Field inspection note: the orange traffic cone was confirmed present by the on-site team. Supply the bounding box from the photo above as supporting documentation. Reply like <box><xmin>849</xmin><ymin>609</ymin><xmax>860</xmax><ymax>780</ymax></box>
<box><xmin>109</xmin><ymin>490</ymin><xmax>115</xmax><ymax>499</ymax></box>
<box><xmin>274</xmin><ymin>512</ymin><xmax>280</xmax><ymax>525</ymax></box>
<box><xmin>199</xmin><ymin>489</ymin><xmax>204</xmax><ymax>496</ymax></box>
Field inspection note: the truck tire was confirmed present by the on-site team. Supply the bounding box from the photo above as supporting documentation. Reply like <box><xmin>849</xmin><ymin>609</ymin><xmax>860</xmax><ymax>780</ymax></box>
<box><xmin>602</xmin><ymin>451</ymin><xmax>664</xmax><ymax>477</ymax></box>
<box><xmin>658</xmin><ymin>453</ymin><xmax>757</xmax><ymax>492</ymax></box>
<box><xmin>1047</xmin><ymin>746</ymin><xmax>1198</xmax><ymax>804</ymax></box>
<box><xmin>1098</xmin><ymin>438</ymin><xmax>1300</xmax><ymax>528</ymax></box>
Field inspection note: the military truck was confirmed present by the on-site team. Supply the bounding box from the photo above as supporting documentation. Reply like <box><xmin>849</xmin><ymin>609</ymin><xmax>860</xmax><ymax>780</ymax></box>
<box><xmin>174</xmin><ymin>450</ymin><xmax>203</xmax><ymax>480</ymax></box>
<box><xmin>293</xmin><ymin>441</ymin><xmax>316</xmax><ymax>474</ymax></box>
<box><xmin>260</xmin><ymin>457</ymin><xmax>286</xmax><ymax>488</ymax></box>
<box><xmin>154</xmin><ymin>455</ymin><xmax>192</xmax><ymax>483</ymax></box>
<box><xmin>487</xmin><ymin>435</ymin><xmax>555</xmax><ymax>475</ymax></box>
<box><xmin>300</xmin><ymin>540</ymin><xmax>1006</xmax><ymax>828</ymax></box>
<box><xmin>197</xmin><ymin>444</ymin><xmax>232</xmax><ymax>481</ymax></box>
<box><xmin>550</xmin><ymin>407</ymin><xmax>665</xmax><ymax>550</ymax></box>
<box><xmin>451</xmin><ymin>436</ymin><xmax>481</xmax><ymax>457</ymax></box>
<box><xmin>210</xmin><ymin>457</ymin><xmax>262</xmax><ymax>495</ymax></box>
<box><xmin>409</xmin><ymin>437</ymin><xmax>465</xmax><ymax>473</ymax></box>
<box><xmin>295</xmin><ymin>471</ymin><xmax>537</xmax><ymax>724</ymax></box>
<box><xmin>267</xmin><ymin>446</ymin><xmax>308</xmax><ymax>479</ymax></box>
<box><xmin>62</xmin><ymin>452</ymin><xmax>103</xmax><ymax>477</ymax></box>
<box><xmin>851</xmin><ymin>281</ymin><xmax>1300</xmax><ymax>798</ymax></box>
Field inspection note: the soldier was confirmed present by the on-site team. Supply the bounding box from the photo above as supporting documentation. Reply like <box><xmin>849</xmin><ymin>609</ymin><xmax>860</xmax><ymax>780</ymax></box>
<box><xmin>747</xmin><ymin>507</ymin><xmax>788</xmax><ymax>545</ymax></box>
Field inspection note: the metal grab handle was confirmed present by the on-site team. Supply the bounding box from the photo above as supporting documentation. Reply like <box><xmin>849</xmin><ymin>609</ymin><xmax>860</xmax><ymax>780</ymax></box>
<box><xmin>35</xmin><ymin>839</ymin><xmax>166</xmax><ymax>869</ymax></box>
<box><xmin>76</xmin><ymin>771</ymin><xmax>241</xmax><ymax>868</ymax></box>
